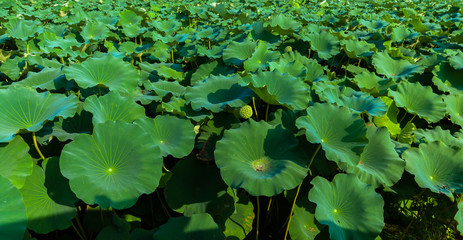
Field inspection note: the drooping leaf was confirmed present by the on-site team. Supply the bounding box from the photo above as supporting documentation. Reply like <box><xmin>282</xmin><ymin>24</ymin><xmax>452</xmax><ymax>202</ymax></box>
<box><xmin>60</xmin><ymin>121</ymin><xmax>163</xmax><ymax>209</ymax></box>
<box><xmin>309</xmin><ymin>174</ymin><xmax>385</xmax><ymax>240</ymax></box>
<box><xmin>215</xmin><ymin>120</ymin><xmax>307</xmax><ymax>196</ymax></box>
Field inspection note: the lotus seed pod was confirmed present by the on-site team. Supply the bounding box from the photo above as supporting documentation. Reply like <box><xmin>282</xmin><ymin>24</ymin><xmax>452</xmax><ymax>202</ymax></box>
<box><xmin>284</xmin><ymin>46</ymin><xmax>292</xmax><ymax>52</ymax></box>
<box><xmin>239</xmin><ymin>105</ymin><xmax>253</xmax><ymax>119</ymax></box>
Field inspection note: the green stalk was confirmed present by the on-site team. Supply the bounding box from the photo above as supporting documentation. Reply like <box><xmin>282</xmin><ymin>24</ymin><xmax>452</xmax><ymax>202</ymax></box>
<box><xmin>256</xmin><ymin>196</ymin><xmax>260</xmax><ymax>240</ymax></box>
<box><xmin>283</xmin><ymin>144</ymin><xmax>322</xmax><ymax>240</ymax></box>
<box><xmin>252</xmin><ymin>97</ymin><xmax>259</xmax><ymax>121</ymax></box>
<box><xmin>32</xmin><ymin>132</ymin><xmax>45</xmax><ymax>160</ymax></box>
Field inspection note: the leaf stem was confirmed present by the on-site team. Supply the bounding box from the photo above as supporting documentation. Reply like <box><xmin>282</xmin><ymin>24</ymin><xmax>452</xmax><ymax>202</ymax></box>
<box><xmin>71</xmin><ymin>222</ymin><xmax>86</xmax><ymax>240</ymax></box>
<box><xmin>252</xmin><ymin>97</ymin><xmax>259</xmax><ymax>121</ymax></box>
<box><xmin>256</xmin><ymin>196</ymin><xmax>260</xmax><ymax>240</ymax></box>
<box><xmin>32</xmin><ymin>132</ymin><xmax>45</xmax><ymax>160</ymax></box>
<box><xmin>265</xmin><ymin>103</ymin><xmax>269</xmax><ymax>122</ymax></box>
<box><xmin>156</xmin><ymin>190</ymin><xmax>171</xmax><ymax>218</ymax></box>
<box><xmin>283</xmin><ymin>144</ymin><xmax>322</xmax><ymax>240</ymax></box>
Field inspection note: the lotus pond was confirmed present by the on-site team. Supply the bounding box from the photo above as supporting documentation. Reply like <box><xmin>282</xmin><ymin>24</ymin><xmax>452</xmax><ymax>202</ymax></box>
<box><xmin>1</xmin><ymin>0</ymin><xmax>463</xmax><ymax>239</ymax></box>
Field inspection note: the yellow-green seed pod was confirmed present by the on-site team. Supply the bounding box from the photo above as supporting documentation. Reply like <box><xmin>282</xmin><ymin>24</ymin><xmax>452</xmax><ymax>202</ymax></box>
<box><xmin>284</xmin><ymin>46</ymin><xmax>292</xmax><ymax>52</ymax></box>
<box><xmin>239</xmin><ymin>105</ymin><xmax>253</xmax><ymax>119</ymax></box>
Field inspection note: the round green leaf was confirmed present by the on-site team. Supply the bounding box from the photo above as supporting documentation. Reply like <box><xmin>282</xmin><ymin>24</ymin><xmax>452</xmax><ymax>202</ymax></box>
<box><xmin>309</xmin><ymin>174</ymin><xmax>385</xmax><ymax>240</ymax></box>
<box><xmin>6</xmin><ymin>18</ymin><xmax>41</xmax><ymax>40</ymax></box>
<box><xmin>449</xmin><ymin>51</ymin><xmax>463</xmax><ymax>70</ymax></box>
<box><xmin>445</xmin><ymin>94</ymin><xmax>463</xmax><ymax>127</ymax></box>
<box><xmin>19</xmin><ymin>165</ymin><xmax>76</xmax><ymax>234</ymax></box>
<box><xmin>223</xmin><ymin>38</ymin><xmax>257</xmax><ymax>65</ymax></box>
<box><xmin>296</xmin><ymin>103</ymin><xmax>368</xmax><ymax>166</ymax></box>
<box><xmin>83</xmin><ymin>91</ymin><xmax>146</xmax><ymax>125</ymax></box>
<box><xmin>164</xmin><ymin>157</ymin><xmax>228</xmax><ymax>216</ymax></box>
<box><xmin>344</xmin><ymin>127</ymin><xmax>405</xmax><ymax>188</ymax></box>
<box><xmin>215</xmin><ymin>120</ymin><xmax>307</xmax><ymax>196</ymax></box>
<box><xmin>340</xmin><ymin>93</ymin><xmax>388</xmax><ymax>117</ymax></box>
<box><xmin>303</xmin><ymin>31</ymin><xmax>340</xmax><ymax>60</ymax></box>
<box><xmin>402</xmin><ymin>141</ymin><xmax>463</xmax><ymax>201</ymax></box>
<box><xmin>153</xmin><ymin>213</ymin><xmax>225</xmax><ymax>240</ymax></box>
<box><xmin>60</xmin><ymin>121</ymin><xmax>163</xmax><ymax>209</ymax></box>
<box><xmin>0</xmin><ymin>175</ymin><xmax>27</xmax><ymax>240</ymax></box>
<box><xmin>241</xmin><ymin>70</ymin><xmax>311</xmax><ymax>110</ymax></box>
<box><xmin>0</xmin><ymin>136</ymin><xmax>33</xmax><ymax>189</ymax></box>
<box><xmin>185</xmin><ymin>74</ymin><xmax>254</xmax><ymax>112</ymax></box>
<box><xmin>372</xmin><ymin>51</ymin><xmax>424</xmax><ymax>80</ymax></box>
<box><xmin>388</xmin><ymin>81</ymin><xmax>446</xmax><ymax>123</ymax></box>
<box><xmin>144</xmin><ymin>80</ymin><xmax>186</xmax><ymax>97</ymax></box>
<box><xmin>243</xmin><ymin>41</ymin><xmax>279</xmax><ymax>72</ymax></box>
<box><xmin>63</xmin><ymin>54</ymin><xmax>139</xmax><ymax>93</ymax></box>
<box><xmin>0</xmin><ymin>86</ymin><xmax>79</xmax><ymax>142</ymax></box>
<box><xmin>81</xmin><ymin>20</ymin><xmax>110</xmax><ymax>43</ymax></box>
<box><xmin>413</xmin><ymin>126</ymin><xmax>463</xmax><ymax>149</ymax></box>
<box><xmin>432</xmin><ymin>62</ymin><xmax>463</xmax><ymax>94</ymax></box>
<box><xmin>134</xmin><ymin>115</ymin><xmax>195</xmax><ymax>158</ymax></box>
<box><xmin>341</xmin><ymin>39</ymin><xmax>375</xmax><ymax>59</ymax></box>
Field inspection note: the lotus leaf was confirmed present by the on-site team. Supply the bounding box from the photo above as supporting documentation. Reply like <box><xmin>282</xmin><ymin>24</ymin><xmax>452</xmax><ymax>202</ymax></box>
<box><xmin>139</xmin><ymin>62</ymin><xmax>183</xmax><ymax>81</ymax></box>
<box><xmin>60</xmin><ymin>121</ymin><xmax>163</xmax><ymax>209</ymax></box>
<box><xmin>341</xmin><ymin>39</ymin><xmax>375</xmax><ymax>59</ymax></box>
<box><xmin>6</xmin><ymin>18</ymin><xmax>41</xmax><ymax>40</ymax></box>
<box><xmin>0</xmin><ymin>136</ymin><xmax>33</xmax><ymax>189</ymax></box>
<box><xmin>81</xmin><ymin>21</ymin><xmax>110</xmax><ymax>43</ymax></box>
<box><xmin>449</xmin><ymin>51</ymin><xmax>463</xmax><ymax>70</ymax></box>
<box><xmin>144</xmin><ymin>80</ymin><xmax>186</xmax><ymax>97</ymax></box>
<box><xmin>372</xmin><ymin>51</ymin><xmax>424</xmax><ymax>80</ymax></box>
<box><xmin>223</xmin><ymin>38</ymin><xmax>257</xmax><ymax>65</ymax></box>
<box><xmin>456</xmin><ymin>201</ymin><xmax>463</xmax><ymax>234</ymax></box>
<box><xmin>134</xmin><ymin>115</ymin><xmax>195</xmax><ymax>158</ymax></box>
<box><xmin>19</xmin><ymin>165</ymin><xmax>76</xmax><ymax>234</ymax></box>
<box><xmin>309</xmin><ymin>174</ymin><xmax>385</xmax><ymax>240</ymax></box>
<box><xmin>444</xmin><ymin>94</ymin><xmax>463</xmax><ymax>127</ymax></box>
<box><xmin>15</xmin><ymin>67</ymin><xmax>69</xmax><ymax>91</ymax></box>
<box><xmin>413</xmin><ymin>126</ymin><xmax>463</xmax><ymax>149</ymax></box>
<box><xmin>215</xmin><ymin>120</ymin><xmax>307</xmax><ymax>196</ymax></box>
<box><xmin>303</xmin><ymin>31</ymin><xmax>340</xmax><ymax>60</ymax></box>
<box><xmin>0</xmin><ymin>86</ymin><xmax>78</xmax><ymax>142</ymax></box>
<box><xmin>219</xmin><ymin>192</ymin><xmax>254</xmax><ymax>240</ymax></box>
<box><xmin>296</xmin><ymin>103</ymin><xmax>368</xmax><ymax>166</ymax></box>
<box><xmin>340</xmin><ymin>93</ymin><xmax>388</xmax><ymax>116</ymax></box>
<box><xmin>164</xmin><ymin>157</ymin><xmax>228</xmax><ymax>216</ymax></box>
<box><xmin>352</xmin><ymin>70</ymin><xmax>394</xmax><ymax>95</ymax></box>
<box><xmin>0</xmin><ymin>56</ymin><xmax>25</xmax><ymax>80</ymax></box>
<box><xmin>63</xmin><ymin>54</ymin><xmax>139</xmax><ymax>93</ymax></box>
<box><xmin>388</xmin><ymin>81</ymin><xmax>446</xmax><ymax>123</ymax></box>
<box><xmin>0</xmin><ymin>175</ymin><xmax>27</xmax><ymax>240</ymax></box>
<box><xmin>391</xmin><ymin>27</ymin><xmax>418</xmax><ymax>42</ymax></box>
<box><xmin>153</xmin><ymin>213</ymin><xmax>225</xmax><ymax>240</ymax></box>
<box><xmin>241</xmin><ymin>70</ymin><xmax>311</xmax><ymax>110</ymax></box>
<box><xmin>119</xmin><ymin>9</ymin><xmax>142</xmax><ymax>26</ymax></box>
<box><xmin>266</xmin><ymin>14</ymin><xmax>302</xmax><ymax>34</ymax></box>
<box><xmin>402</xmin><ymin>141</ymin><xmax>463</xmax><ymax>201</ymax></box>
<box><xmin>432</xmin><ymin>62</ymin><xmax>463</xmax><ymax>95</ymax></box>
<box><xmin>83</xmin><ymin>91</ymin><xmax>145</xmax><ymax>125</ymax></box>
<box><xmin>190</xmin><ymin>61</ymin><xmax>234</xmax><ymax>84</ymax></box>
<box><xmin>185</xmin><ymin>74</ymin><xmax>254</xmax><ymax>112</ymax></box>
<box><xmin>344</xmin><ymin>127</ymin><xmax>405</xmax><ymax>188</ymax></box>
<box><xmin>244</xmin><ymin>41</ymin><xmax>279</xmax><ymax>72</ymax></box>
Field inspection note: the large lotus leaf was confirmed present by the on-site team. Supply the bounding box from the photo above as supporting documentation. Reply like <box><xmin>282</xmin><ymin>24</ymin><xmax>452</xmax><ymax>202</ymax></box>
<box><xmin>60</xmin><ymin>121</ymin><xmax>163</xmax><ymax>209</ymax></box>
<box><xmin>304</xmin><ymin>31</ymin><xmax>340</xmax><ymax>60</ymax></box>
<box><xmin>215</xmin><ymin>120</ymin><xmax>307</xmax><ymax>196</ymax></box>
<box><xmin>432</xmin><ymin>62</ymin><xmax>463</xmax><ymax>94</ymax></box>
<box><xmin>144</xmin><ymin>80</ymin><xmax>186</xmax><ymax>97</ymax></box>
<box><xmin>151</xmin><ymin>18</ymin><xmax>181</xmax><ymax>34</ymax></box>
<box><xmin>6</xmin><ymin>18</ymin><xmax>41</xmax><ymax>40</ymax></box>
<box><xmin>63</xmin><ymin>54</ymin><xmax>139</xmax><ymax>93</ymax></box>
<box><xmin>134</xmin><ymin>115</ymin><xmax>195</xmax><ymax>158</ymax></box>
<box><xmin>243</xmin><ymin>41</ymin><xmax>279</xmax><ymax>72</ymax></box>
<box><xmin>185</xmin><ymin>74</ymin><xmax>254</xmax><ymax>112</ymax></box>
<box><xmin>266</xmin><ymin>14</ymin><xmax>302</xmax><ymax>34</ymax></box>
<box><xmin>340</xmin><ymin>93</ymin><xmax>388</xmax><ymax>117</ymax></box>
<box><xmin>153</xmin><ymin>213</ymin><xmax>225</xmax><ymax>240</ymax></box>
<box><xmin>352</xmin><ymin>70</ymin><xmax>394</xmax><ymax>95</ymax></box>
<box><xmin>0</xmin><ymin>86</ymin><xmax>78</xmax><ymax>142</ymax></box>
<box><xmin>391</xmin><ymin>27</ymin><xmax>418</xmax><ymax>42</ymax></box>
<box><xmin>241</xmin><ymin>70</ymin><xmax>311</xmax><ymax>110</ymax></box>
<box><xmin>388</xmin><ymin>81</ymin><xmax>446</xmax><ymax>123</ymax></box>
<box><xmin>296</xmin><ymin>103</ymin><xmax>368</xmax><ymax>166</ymax></box>
<box><xmin>81</xmin><ymin>20</ymin><xmax>110</xmax><ymax>43</ymax></box>
<box><xmin>0</xmin><ymin>175</ymin><xmax>27</xmax><ymax>240</ymax></box>
<box><xmin>164</xmin><ymin>157</ymin><xmax>228</xmax><ymax>216</ymax></box>
<box><xmin>223</xmin><ymin>38</ymin><xmax>257</xmax><ymax>65</ymax></box>
<box><xmin>341</xmin><ymin>39</ymin><xmax>375</xmax><ymax>59</ymax></box>
<box><xmin>449</xmin><ymin>51</ymin><xmax>463</xmax><ymax>70</ymax></box>
<box><xmin>413</xmin><ymin>126</ymin><xmax>463</xmax><ymax>149</ymax></box>
<box><xmin>309</xmin><ymin>174</ymin><xmax>385</xmax><ymax>240</ymax></box>
<box><xmin>83</xmin><ymin>91</ymin><xmax>145</xmax><ymax>125</ymax></box>
<box><xmin>372</xmin><ymin>51</ymin><xmax>424</xmax><ymax>80</ymax></box>
<box><xmin>119</xmin><ymin>9</ymin><xmax>142</xmax><ymax>26</ymax></box>
<box><xmin>402</xmin><ymin>141</ymin><xmax>463</xmax><ymax>201</ymax></box>
<box><xmin>444</xmin><ymin>94</ymin><xmax>463</xmax><ymax>127</ymax></box>
<box><xmin>19</xmin><ymin>165</ymin><xmax>76</xmax><ymax>234</ymax></box>
<box><xmin>0</xmin><ymin>136</ymin><xmax>33</xmax><ymax>189</ymax></box>
<box><xmin>15</xmin><ymin>67</ymin><xmax>69</xmax><ymax>91</ymax></box>
<box><xmin>344</xmin><ymin>127</ymin><xmax>405</xmax><ymax>188</ymax></box>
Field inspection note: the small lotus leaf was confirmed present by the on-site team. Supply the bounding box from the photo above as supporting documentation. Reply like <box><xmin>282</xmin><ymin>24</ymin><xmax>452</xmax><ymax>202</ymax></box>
<box><xmin>402</xmin><ymin>141</ymin><xmax>463</xmax><ymax>201</ymax></box>
<box><xmin>445</xmin><ymin>94</ymin><xmax>463</xmax><ymax>127</ymax></box>
<box><xmin>60</xmin><ymin>121</ymin><xmax>163</xmax><ymax>209</ymax></box>
<box><xmin>119</xmin><ymin>10</ymin><xmax>142</xmax><ymax>26</ymax></box>
<box><xmin>0</xmin><ymin>136</ymin><xmax>33</xmax><ymax>189</ymax></box>
<box><xmin>372</xmin><ymin>51</ymin><xmax>424</xmax><ymax>80</ymax></box>
<box><xmin>373</xmin><ymin>97</ymin><xmax>401</xmax><ymax>137</ymax></box>
<box><xmin>185</xmin><ymin>74</ymin><xmax>254</xmax><ymax>112</ymax></box>
<box><xmin>0</xmin><ymin>175</ymin><xmax>27</xmax><ymax>240</ymax></box>
<box><xmin>340</xmin><ymin>93</ymin><xmax>388</xmax><ymax>116</ymax></box>
<box><xmin>81</xmin><ymin>21</ymin><xmax>110</xmax><ymax>43</ymax></box>
<box><xmin>344</xmin><ymin>127</ymin><xmax>405</xmax><ymax>188</ymax></box>
<box><xmin>144</xmin><ymin>80</ymin><xmax>186</xmax><ymax>97</ymax></box>
<box><xmin>63</xmin><ymin>54</ymin><xmax>139</xmax><ymax>93</ymax></box>
<box><xmin>215</xmin><ymin>120</ymin><xmax>307</xmax><ymax>196</ymax></box>
<box><xmin>309</xmin><ymin>174</ymin><xmax>385</xmax><ymax>240</ymax></box>
<box><xmin>83</xmin><ymin>91</ymin><xmax>145</xmax><ymax>125</ymax></box>
<box><xmin>134</xmin><ymin>115</ymin><xmax>195</xmax><ymax>158</ymax></box>
<box><xmin>341</xmin><ymin>39</ymin><xmax>375</xmax><ymax>59</ymax></box>
<box><xmin>153</xmin><ymin>213</ymin><xmax>225</xmax><ymax>240</ymax></box>
<box><xmin>243</xmin><ymin>41</ymin><xmax>279</xmax><ymax>72</ymax></box>
<box><xmin>19</xmin><ymin>165</ymin><xmax>76</xmax><ymax>234</ymax></box>
<box><xmin>388</xmin><ymin>81</ymin><xmax>446</xmax><ymax>123</ymax></box>
<box><xmin>241</xmin><ymin>70</ymin><xmax>311</xmax><ymax>110</ymax></box>
<box><xmin>304</xmin><ymin>31</ymin><xmax>340</xmax><ymax>60</ymax></box>
<box><xmin>296</xmin><ymin>103</ymin><xmax>368</xmax><ymax>166</ymax></box>
<box><xmin>0</xmin><ymin>86</ymin><xmax>78</xmax><ymax>142</ymax></box>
